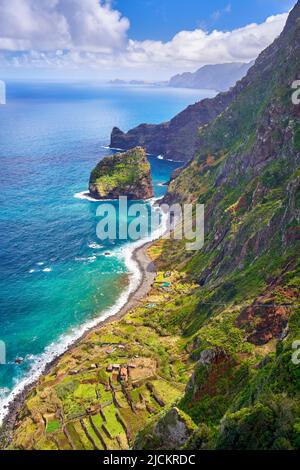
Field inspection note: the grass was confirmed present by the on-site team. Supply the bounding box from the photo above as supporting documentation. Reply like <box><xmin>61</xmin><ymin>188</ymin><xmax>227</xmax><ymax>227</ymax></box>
<box><xmin>73</xmin><ymin>384</ymin><xmax>97</xmax><ymax>401</ymax></box>
<box><xmin>90</xmin><ymin>148</ymin><xmax>151</xmax><ymax>198</ymax></box>
<box><xmin>46</xmin><ymin>420</ymin><xmax>61</xmax><ymax>434</ymax></box>
<box><xmin>103</xmin><ymin>405</ymin><xmax>124</xmax><ymax>438</ymax></box>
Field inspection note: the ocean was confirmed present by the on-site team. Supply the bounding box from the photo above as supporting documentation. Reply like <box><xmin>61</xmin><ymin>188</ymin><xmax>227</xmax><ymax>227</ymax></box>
<box><xmin>0</xmin><ymin>81</ymin><xmax>216</xmax><ymax>420</ymax></box>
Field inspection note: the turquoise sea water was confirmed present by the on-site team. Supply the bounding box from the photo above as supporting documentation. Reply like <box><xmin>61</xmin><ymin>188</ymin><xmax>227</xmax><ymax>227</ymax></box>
<box><xmin>0</xmin><ymin>81</ymin><xmax>216</xmax><ymax>417</ymax></box>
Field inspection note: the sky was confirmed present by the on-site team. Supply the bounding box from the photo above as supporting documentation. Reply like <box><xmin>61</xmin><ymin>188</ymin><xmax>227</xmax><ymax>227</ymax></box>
<box><xmin>0</xmin><ymin>0</ymin><xmax>296</xmax><ymax>80</ymax></box>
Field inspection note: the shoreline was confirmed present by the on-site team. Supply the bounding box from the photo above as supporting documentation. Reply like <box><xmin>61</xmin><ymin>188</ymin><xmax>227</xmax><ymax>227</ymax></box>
<box><xmin>1</xmin><ymin>240</ymin><xmax>157</xmax><ymax>438</ymax></box>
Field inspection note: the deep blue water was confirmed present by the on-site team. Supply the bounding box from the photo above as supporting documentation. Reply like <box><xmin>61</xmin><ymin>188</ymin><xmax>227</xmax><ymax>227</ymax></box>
<box><xmin>0</xmin><ymin>81</ymin><xmax>215</xmax><ymax>413</ymax></box>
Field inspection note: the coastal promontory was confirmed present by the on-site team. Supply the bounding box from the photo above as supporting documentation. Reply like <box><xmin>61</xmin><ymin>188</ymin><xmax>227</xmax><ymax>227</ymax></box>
<box><xmin>89</xmin><ymin>147</ymin><xmax>154</xmax><ymax>200</ymax></box>
<box><xmin>110</xmin><ymin>91</ymin><xmax>236</xmax><ymax>162</ymax></box>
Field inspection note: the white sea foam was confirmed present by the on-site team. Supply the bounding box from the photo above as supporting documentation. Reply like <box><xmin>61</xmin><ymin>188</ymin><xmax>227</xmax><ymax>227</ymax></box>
<box><xmin>74</xmin><ymin>190</ymin><xmax>128</xmax><ymax>203</ymax></box>
<box><xmin>74</xmin><ymin>191</ymin><xmax>117</xmax><ymax>203</ymax></box>
<box><xmin>43</xmin><ymin>268</ymin><xmax>52</xmax><ymax>273</ymax></box>
<box><xmin>102</xmin><ymin>146</ymin><xmax>124</xmax><ymax>152</ymax></box>
<box><xmin>157</xmin><ymin>155</ymin><xmax>164</xmax><ymax>160</ymax></box>
<box><xmin>74</xmin><ymin>191</ymin><xmax>100</xmax><ymax>202</ymax></box>
<box><xmin>0</xmin><ymin>388</ymin><xmax>10</xmax><ymax>400</ymax></box>
<box><xmin>0</xmin><ymin>201</ymin><xmax>167</xmax><ymax>425</ymax></box>
<box><xmin>75</xmin><ymin>256</ymin><xmax>98</xmax><ymax>263</ymax></box>
<box><xmin>88</xmin><ymin>242</ymin><xmax>103</xmax><ymax>250</ymax></box>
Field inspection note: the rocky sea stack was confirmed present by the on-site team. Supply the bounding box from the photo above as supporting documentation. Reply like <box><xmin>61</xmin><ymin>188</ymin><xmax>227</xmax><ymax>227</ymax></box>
<box><xmin>89</xmin><ymin>147</ymin><xmax>154</xmax><ymax>200</ymax></box>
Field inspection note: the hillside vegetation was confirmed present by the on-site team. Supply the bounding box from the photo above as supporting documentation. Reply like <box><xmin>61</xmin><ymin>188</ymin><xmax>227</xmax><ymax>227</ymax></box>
<box><xmin>89</xmin><ymin>147</ymin><xmax>153</xmax><ymax>200</ymax></box>
<box><xmin>2</xmin><ymin>1</ymin><xmax>300</xmax><ymax>451</ymax></box>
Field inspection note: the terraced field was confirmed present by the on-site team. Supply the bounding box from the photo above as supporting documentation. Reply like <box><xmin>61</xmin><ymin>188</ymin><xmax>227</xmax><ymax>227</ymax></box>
<box><xmin>8</xmin><ymin>264</ymin><xmax>194</xmax><ymax>450</ymax></box>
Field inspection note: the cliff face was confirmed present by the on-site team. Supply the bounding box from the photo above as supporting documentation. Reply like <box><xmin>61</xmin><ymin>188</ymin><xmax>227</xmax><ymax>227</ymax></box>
<box><xmin>89</xmin><ymin>147</ymin><xmax>153</xmax><ymax>200</ymax></box>
<box><xmin>169</xmin><ymin>62</ymin><xmax>253</xmax><ymax>92</ymax></box>
<box><xmin>134</xmin><ymin>1</ymin><xmax>300</xmax><ymax>451</ymax></box>
<box><xmin>165</xmin><ymin>0</ymin><xmax>300</xmax><ymax>285</ymax></box>
<box><xmin>4</xmin><ymin>2</ymin><xmax>300</xmax><ymax>453</ymax></box>
<box><xmin>110</xmin><ymin>90</ymin><xmax>240</xmax><ymax>162</ymax></box>
<box><xmin>110</xmin><ymin>59</ymin><xmax>260</xmax><ymax>163</ymax></box>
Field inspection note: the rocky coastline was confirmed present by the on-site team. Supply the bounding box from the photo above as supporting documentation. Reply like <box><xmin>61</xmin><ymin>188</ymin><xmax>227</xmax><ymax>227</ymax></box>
<box><xmin>89</xmin><ymin>147</ymin><xmax>153</xmax><ymax>200</ymax></box>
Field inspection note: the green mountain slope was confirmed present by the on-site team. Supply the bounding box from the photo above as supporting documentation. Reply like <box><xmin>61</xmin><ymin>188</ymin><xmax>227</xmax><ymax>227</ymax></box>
<box><xmin>135</xmin><ymin>1</ymin><xmax>300</xmax><ymax>450</ymax></box>
<box><xmin>2</xmin><ymin>1</ymin><xmax>300</xmax><ymax>452</ymax></box>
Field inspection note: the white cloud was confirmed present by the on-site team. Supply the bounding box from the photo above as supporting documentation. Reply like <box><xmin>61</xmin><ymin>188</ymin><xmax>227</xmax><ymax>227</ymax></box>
<box><xmin>0</xmin><ymin>1</ymin><xmax>289</xmax><ymax>79</ymax></box>
<box><xmin>124</xmin><ymin>12</ymin><xmax>288</xmax><ymax>71</ymax></box>
<box><xmin>0</xmin><ymin>0</ymin><xmax>129</xmax><ymax>52</ymax></box>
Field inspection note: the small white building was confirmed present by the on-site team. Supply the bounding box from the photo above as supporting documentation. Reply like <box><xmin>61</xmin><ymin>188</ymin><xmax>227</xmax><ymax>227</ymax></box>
<box><xmin>0</xmin><ymin>80</ymin><xmax>6</xmax><ymax>105</ymax></box>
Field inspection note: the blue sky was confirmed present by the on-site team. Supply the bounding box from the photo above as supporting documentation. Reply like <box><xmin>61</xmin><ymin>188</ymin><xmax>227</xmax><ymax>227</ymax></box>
<box><xmin>115</xmin><ymin>0</ymin><xmax>295</xmax><ymax>41</ymax></box>
<box><xmin>0</xmin><ymin>0</ymin><xmax>295</xmax><ymax>80</ymax></box>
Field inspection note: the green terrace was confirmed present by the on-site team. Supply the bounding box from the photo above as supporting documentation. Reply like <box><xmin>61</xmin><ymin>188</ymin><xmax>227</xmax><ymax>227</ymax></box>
<box><xmin>8</xmin><ymin>266</ymin><xmax>193</xmax><ymax>450</ymax></box>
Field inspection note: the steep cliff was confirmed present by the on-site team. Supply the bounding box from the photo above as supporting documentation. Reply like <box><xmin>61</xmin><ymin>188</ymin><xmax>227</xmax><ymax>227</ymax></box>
<box><xmin>110</xmin><ymin>89</ymin><xmax>241</xmax><ymax>162</ymax></box>
<box><xmin>134</xmin><ymin>0</ymin><xmax>300</xmax><ymax>450</ymax></box>
<box><xmin>3</xmin><ymin>2</ymin><xmax>300</xmax><ymax>452</ymax></box>
<box><xmin>89</xmin><ymin>147</ymin><xmax>153</xmax><ymax>200</ymax></box>
<box><xmin>169</xmin><ymin>62</ymin><xmax>253</xmax><ymax>91</ymax></box>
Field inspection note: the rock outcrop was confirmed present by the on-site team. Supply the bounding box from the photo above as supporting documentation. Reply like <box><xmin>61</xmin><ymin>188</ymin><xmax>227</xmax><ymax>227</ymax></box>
<box><xmin>110</xmin><ymin>91</ymin><xmax>239</xmax><ymax>162</ymax></box>
<box><xmin>134</xmin><ymin>408</ymin><xmax>197</xmax><ymax>450</ymax></box>
<box><xmin>89</xmin><ymin>147</ymin><xmax>153</xmax><ymax>200</ymax></box>
<box><xmin>5</xmin><ymin>1</ymin><xmax>300</xmax><ymax>453</ymax></box>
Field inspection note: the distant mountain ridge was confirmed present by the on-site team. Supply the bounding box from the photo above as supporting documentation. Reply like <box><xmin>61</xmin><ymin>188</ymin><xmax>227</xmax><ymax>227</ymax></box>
<box><xmin>110</xmin><ymin>63</ymin><xmax>253</xmax><ymax>162</ymax></box>
<box><xmin>4</xmin><ymin>0</ymin><xmax>300</xmax><ymax>452</ymax></box>
<box><xmin>169</xmin><ymin>62</ymin><xmax>254</xmax><ymax>91</ymax></box>
<box><xmin>108</xmin><ymin>62</ymin><xmax>252</xmax><ymax>92</ymax></box>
